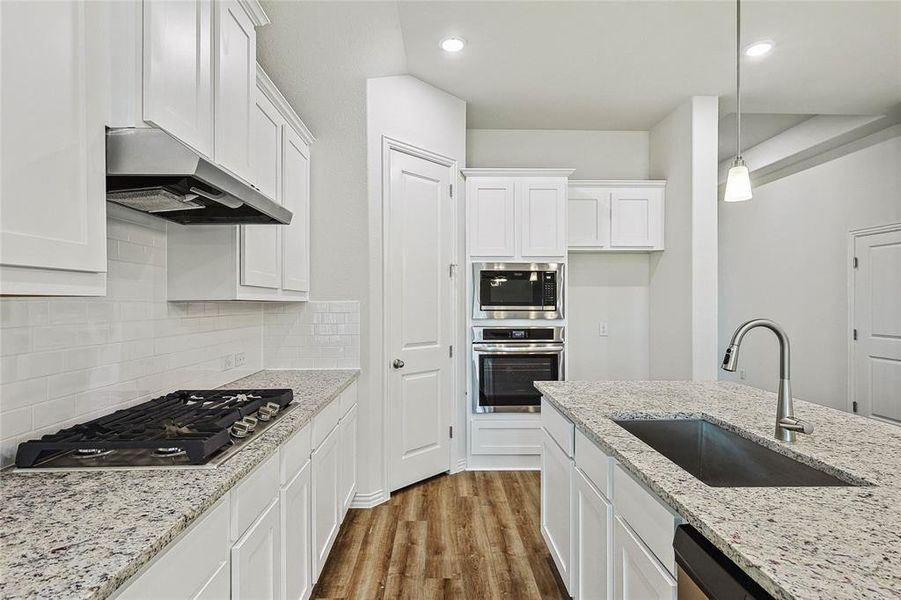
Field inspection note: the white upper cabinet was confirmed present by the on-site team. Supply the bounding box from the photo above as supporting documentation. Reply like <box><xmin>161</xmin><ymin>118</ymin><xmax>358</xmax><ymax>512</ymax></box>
<box><xmin>168</xmin><ymin>66</ymin><xmax>315</xmax><ymax>302</ymax></box>
<box><xmin>241</xmin><ymin>87</ymin><xmax>283</xmax><ymax>290</ymax></box>
<box><xmin>519</xmin><ymin>178</ymin><xmax>567</xmax><ymax>258</ymax></box>
<box><xmin>567</xmin><ymin>181</ymin><xmax>665</xmax><ymax>252</ymax></box>
<box><xmin>0</xmin><ymin>0</ymin><xmax>110</xmax><ymax>296</ymax></box>
<box><xmin>214</xmin><ymin>0</ymin><xmax>256</xmax><ymax>183</ymax></box>
<box><xmin>281</xmin><ymin>126</ymin><xmax>311</xmax><ymax>293</ymax></box>
<box><xmin>143</xmin><ymin>0</ymin><xmax>214</xmax><ymax>158</ymax></box>
<box><xmin>467</xmin><ymin>178</ymin><xmax>516</xmax><ymax>257</ymax></box>
<box><xmin>463</xmin><ymin>169</ymin><xmax>573</xmax><ymax>260</ymax></box>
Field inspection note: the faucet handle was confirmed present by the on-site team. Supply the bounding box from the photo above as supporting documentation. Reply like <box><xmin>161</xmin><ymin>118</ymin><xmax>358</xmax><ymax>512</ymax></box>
<box><xmin>779</xmin><ymin>417</ymin><xmax>814</xmax><ymax>435</ymax></box>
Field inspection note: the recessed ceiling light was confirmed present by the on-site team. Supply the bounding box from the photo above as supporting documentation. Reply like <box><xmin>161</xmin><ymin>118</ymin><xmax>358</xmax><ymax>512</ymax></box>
<box><xmin>744</xmin><ymin>41</ymin><xmax>774</xmax><ymax>57</ymax></box>
<box><xmin>440</xmin><ymin>37</ymin><xmax>465</xmax><ymax>53</ymax></box>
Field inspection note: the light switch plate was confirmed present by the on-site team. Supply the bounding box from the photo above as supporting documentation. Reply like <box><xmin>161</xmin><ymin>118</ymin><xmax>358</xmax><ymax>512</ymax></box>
<box><xmin>599</xmin><ymin>322</ymin><xmax>609</xmax><ymax>337</ymax></box>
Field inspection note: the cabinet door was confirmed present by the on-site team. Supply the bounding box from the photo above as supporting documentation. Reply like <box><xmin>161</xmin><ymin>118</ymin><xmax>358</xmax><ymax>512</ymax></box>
<box><xmin>610</xmin><ymin>189</ymin><xmax>661</xmax><ymax>248</ymax></box>
<box><xmin>1</xmin><ymin>0</ymin><xmax>109</xmax><ymax>287</ymax></box>
<box><xmin>214</xmin><ymin>0</ymin><xmax>256</xmax><ymax>183</ymax></box>
<box><xmin>281</xmin><ymin>461</ymin><xmax>312</xmax><ymax>600</ymax></box>
<box><xmin>241</xmin><ymin>88</ymin><xmax>283</xmax><ymax>290</ymax></box>
<box><xmin>520</xmin><ymin>178</ymin><xmax>567</xmax><ymax>258</ymax></box>
<box><xmin>541</xmin><ymin>429</ymin><xmax>573</xmax><ymax>593</ymax></box>
<box><xmin>575</xmin><ymin>468</ymin><xmax>612</xmax><ymax>600</ymax></box>
<box><xmin>613</xmin><ymin>517</ymin><xmax>676</xmax><ymax>600</ymax></box>
<box><xmin>339</xmin><ymin>404</ymin><xmax>358</xmax><ymax>518</ymax></box>
<box><xmin>232</xmin><ymin>497</ymin><xmax>281</xmax><ymax>600</ymax></box>
<box><xmin>143</xmin><ymin>0</ymin><xmax>213</xmax><ymax>157</ymax></box>
<box><xmin>311</xmin><ymin>426</ymin><xmax>340</xmax><ymax>579</ymax></box>
<box><xmin>468</xmin><ymin>178</ymin><xmax>516</xmax><ymax>257</ymax></box>
<box><xmin>568</xmin><ymin>187</ymin><xmax>610</xmax><ymax>249</ymax></box>
<box><xmin>281</xmin><ymin>127</ymin><xmax>311</xmax><ymax>293</ymax></box>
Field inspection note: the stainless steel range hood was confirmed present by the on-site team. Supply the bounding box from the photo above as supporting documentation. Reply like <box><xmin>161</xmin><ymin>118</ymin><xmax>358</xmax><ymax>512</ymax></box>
<box><xmin>106</xmin><ymin>128</ymin><xmax>292</xmax><ymax>225</ymax></box>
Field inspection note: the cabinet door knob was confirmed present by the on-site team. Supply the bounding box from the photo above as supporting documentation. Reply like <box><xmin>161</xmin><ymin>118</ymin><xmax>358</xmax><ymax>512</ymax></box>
<box><xmin>392</xmin><ymin>359</ymin><xmax>405</xmax><ymax>369</ymax></box>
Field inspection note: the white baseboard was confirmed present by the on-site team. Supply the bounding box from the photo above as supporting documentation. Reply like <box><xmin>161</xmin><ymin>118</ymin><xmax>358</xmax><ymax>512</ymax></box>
<box><xmin>451</xmin><ymin>457</ymin><xmax>467</xmax><ymax>473</ymax></box>
<box><xmin>466</xmin><ymin>454</ymin><xmax>540</xmax><ymax>471</ymax></box>
<box><xmin>349</xmin><ymin>489</ymin><xmax>390</xmax><ymax>509</ymax></box>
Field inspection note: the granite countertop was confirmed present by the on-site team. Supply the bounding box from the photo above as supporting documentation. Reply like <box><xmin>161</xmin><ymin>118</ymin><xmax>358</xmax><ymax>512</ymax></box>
<box><xmin>0</xmin><ymin>369</ymin><xmax>359</xmax><ymax>600</ymax></box>
<box><xmin>534</xmin><ymin>380</ymin><xmax>901</xmax><ymax>600</ymax></box>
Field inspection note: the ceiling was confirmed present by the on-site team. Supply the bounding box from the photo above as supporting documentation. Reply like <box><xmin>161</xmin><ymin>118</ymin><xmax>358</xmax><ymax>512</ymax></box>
<box><xmin>395</xmin><ymin>1</ymin><xmax>900</xmax><ymax>130</ymax></box>
<box><xmin>717</xmin><ymin>112</ymin><xmax>813</xmax><ymax>163</ymax></box>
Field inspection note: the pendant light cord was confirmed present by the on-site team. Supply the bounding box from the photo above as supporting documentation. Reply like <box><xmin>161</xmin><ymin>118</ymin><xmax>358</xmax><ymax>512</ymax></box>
<box><xmin>736</xmin><ymin>0</ymin><xmax>742</xmax><ymax>160</ymax></box>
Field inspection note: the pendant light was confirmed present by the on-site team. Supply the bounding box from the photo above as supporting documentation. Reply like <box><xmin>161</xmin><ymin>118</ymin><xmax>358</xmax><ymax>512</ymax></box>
<box><xmin>724</xmin><ymin>0</ymin><xmax>753</xmax><ymax>202</ymax></box>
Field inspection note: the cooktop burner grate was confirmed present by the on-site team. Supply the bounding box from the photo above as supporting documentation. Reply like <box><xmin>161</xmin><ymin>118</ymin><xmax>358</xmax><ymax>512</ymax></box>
<box><xmin>15</xmin><ymin>389</ymin><xmax>293</xmax><ymax>468</ymax></box>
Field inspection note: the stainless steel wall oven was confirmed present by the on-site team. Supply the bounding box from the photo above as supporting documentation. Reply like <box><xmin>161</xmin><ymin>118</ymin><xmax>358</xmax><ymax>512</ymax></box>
<box><xmin>472</xmin><ymin>263</ymin><xmax>564</xmax><ymax>320</ymax></box>
<box><xmin>471</xmin><ymin>326</ymin><xmax>565</xmax><ymax>413</ymax></box>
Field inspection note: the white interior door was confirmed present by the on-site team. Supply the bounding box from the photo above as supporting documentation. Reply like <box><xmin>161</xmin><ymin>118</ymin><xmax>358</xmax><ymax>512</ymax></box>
<box><xmin>387</xmin><ymin>149</ymin><xmax>453</xmax><ymax>492</ymax></box>
<box><xmin>853</xmin><ymin>227</ymin><xmax>901</xmax><ymax>424</ymax></box>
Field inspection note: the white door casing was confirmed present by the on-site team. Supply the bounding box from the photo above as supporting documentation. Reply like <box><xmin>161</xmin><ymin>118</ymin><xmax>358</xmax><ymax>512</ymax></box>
<box><xmin>852</xmin><ymin>226</ymin><xmax>901</xmax><ymax>424</ymax></box>
<box><xmin>387</xmin><ymin>148</ymin><xmax>454</xmax><ymax>492</ymax></box>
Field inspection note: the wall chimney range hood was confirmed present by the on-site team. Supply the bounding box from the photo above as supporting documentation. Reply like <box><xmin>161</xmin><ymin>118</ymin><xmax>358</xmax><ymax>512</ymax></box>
<box><xmin>106</xmin><ymin>128</ymin><xmax>292</xmax><ymax>225</ymax></box>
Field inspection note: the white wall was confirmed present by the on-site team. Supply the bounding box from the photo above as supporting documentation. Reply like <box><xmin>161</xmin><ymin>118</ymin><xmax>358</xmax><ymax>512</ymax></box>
<box><xmin>648</xmin><ymin>97</ymin><xmax>719</xmax><ymax>380</ymax></box>
<box><xmin>719</xmin><ymin>134</ymin><xmax>901</xmax><ymax>410</ymax></box>
<box><xmin>366</xmin><ymin>75</ymin><xmax>467</xmax><ymax>497</ymax></box>
<box><xmin>467</xmin><ymin>128</ymin><xmax>651</xmax><ymax>380</ymax></box>
<box><xmin>467</xmin><ymin>129</ymin><xmax>649</xmax><ymax>180</ymax></box>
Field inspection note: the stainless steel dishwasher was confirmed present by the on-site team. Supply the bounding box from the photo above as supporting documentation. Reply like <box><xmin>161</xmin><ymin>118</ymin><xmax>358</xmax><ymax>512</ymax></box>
<box><xmin>674</xmin><ymin>525</ymin><xmax>774</xmax><ymax>600</ymax></box>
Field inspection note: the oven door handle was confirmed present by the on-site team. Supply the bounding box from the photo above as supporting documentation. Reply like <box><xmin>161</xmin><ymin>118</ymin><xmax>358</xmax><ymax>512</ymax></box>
<box><xmin>472</xmin><ymin>344</ymin><xmax>565</xmax><ymax>354</ymax></box>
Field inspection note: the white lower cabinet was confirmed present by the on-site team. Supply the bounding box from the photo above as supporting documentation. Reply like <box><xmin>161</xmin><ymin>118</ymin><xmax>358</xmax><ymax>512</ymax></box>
<box><xmin>574</xmin><ymin>467</ymin><xmax>612</xmax><ymax>600</ymax></box>
<box><xmin>282</xmin><ymin>461</ymin><xmax>313</xmax><ymax>600</ymax></box>
<box><xmin>541</xmin><ymin>429</ymin><xmax>573</xmax><ymax>594</ymax></box>
<box><xmin>311</xmin><ymin>425</ymin><xmax>341</xmax><ymax>579</ymax></box>
<box><xmin>116</xmin><ymin>388</ymin><xmax>357</xmax><ymax>600</ymax></box>
<box><xmin>540</xmin><ymin>397</ymin><xmax>682</xmax><ymax>600</ymax></box>
<box><xmin>232</xmin><ymin>498</ymin><xmax>281</xmax><ymax>600</ymax></box>
<box><xmin>613</xmin><ymin>517</ymin><xmax>677</xmax><ymax>600</ymax></box>
<box><xmin>117</xmin><ymin>497</ymin><xmax>230</xmax><ymax>600</ymax></box>
<box><xmin>338</xmin><ymin>403</ymin><xmax>358</xmax><ymax>519</ymax></box>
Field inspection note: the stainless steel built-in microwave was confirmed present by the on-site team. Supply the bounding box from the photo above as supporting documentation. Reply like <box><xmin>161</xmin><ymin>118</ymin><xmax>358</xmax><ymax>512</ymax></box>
<box><xmin>472</xmin><ymin>263</ymin><xmax>564</xmax><ymax>320</ymax></box>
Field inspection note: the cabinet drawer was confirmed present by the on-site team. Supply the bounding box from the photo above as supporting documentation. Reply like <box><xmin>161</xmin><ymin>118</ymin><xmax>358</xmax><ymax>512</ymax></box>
<box><xmin>575</xmin><ymin>428</ymin><xmax>612</xmax><ymax>499</ymax></box>
<box><xmin>280</xmin><ymin>422</ymin><xmax>312</xmax><ymax>485</ymax></box>
<box><xmin>541</xmin><ymin>398</ymin><xmax>574</xmax><ymax>457</ymax></box>
<box><xmin>471</xmin><ymin>418</ymin><xmax>541</xmax><ymax>456</ymax></box>
<box><xmin>117</xmin><ymin>496</ymin><xmax>230</xmax><ymax>600</ymax></box>
<box><xmin>312</xmin><ymin>397</ymin><xmax>342</xmax><ymax>449</ymax></box>
<box><xmin>231</xmin><ymin>451</ymin><xmax>279</xmax><ymax>541</ymax></box>
<box><xmin>339</xmin><ymin>380</ymin><xmax>358</xmax><ymax>417</ymax></box>
<box><xmin>613</xmin><ymin>464</ymin><xmax>680</xmax><ymax>575</ymax></box>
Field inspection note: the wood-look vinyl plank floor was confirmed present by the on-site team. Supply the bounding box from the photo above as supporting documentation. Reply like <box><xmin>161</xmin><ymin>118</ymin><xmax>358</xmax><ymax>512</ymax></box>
<box><xmin>312</xmin><ymin>471</ymin><xmax>568</xmax><ymax>600</ymax></box>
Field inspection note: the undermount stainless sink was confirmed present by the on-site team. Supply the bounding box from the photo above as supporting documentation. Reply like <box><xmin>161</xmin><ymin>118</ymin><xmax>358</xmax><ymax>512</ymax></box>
<box><xmin>613</xmin><ymin>419</ymin><xmax>857</xmax><ymax>487</ymax></box>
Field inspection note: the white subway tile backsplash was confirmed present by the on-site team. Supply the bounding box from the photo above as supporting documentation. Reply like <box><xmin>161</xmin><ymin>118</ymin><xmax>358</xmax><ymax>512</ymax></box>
<box><xmin>0</xmin><ymin>214</ymin><xmax>359</xmax><ymax>468</ymax></box>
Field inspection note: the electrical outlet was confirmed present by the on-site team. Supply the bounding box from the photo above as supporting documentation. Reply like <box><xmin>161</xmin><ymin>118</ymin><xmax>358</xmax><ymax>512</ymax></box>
<box><xmin>598</xmin><ymin>321</ymin><xmax>609</xmax><ymax>337</ymax></box>
<box><xmin>235</xmin><ymin>352</ymin><xmax>246</xmax><ymax>368</ymax></box>
<box><xmin>222</xmin><ymin>354</ymin><xmax>234</xmax><ymax>371</ymax></box>
<box><xmin>739</xmin><ymin>369</ymin><xmax>747</xmax><ymax>380</ymax></box>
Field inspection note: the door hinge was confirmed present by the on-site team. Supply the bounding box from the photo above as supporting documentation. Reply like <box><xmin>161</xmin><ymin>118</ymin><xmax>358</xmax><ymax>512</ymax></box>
<box><xmin>449</xmin><ymin>426</ymin><xmax>454</xmax><ymax>439</ymax></box>
<box><xmin>449</xmin><ymin>183</ymin><xmax>454</xmax><ymax>198</ymax></box>
<box><xmin>852</xmin><ymin>401</ymin><xmax>859</xmax><ymax>413</ymax></box>
<box><xmin>449</xmin><ymin>263</ymin><xmax>457</xmax><ymax>278</ymax></box>
<box><xmin>449</xmin><ymin>345</ymin><xmax>454</xmax><ymax>358</ymax></box>
<box><xmin>853</xmin><ymin>328</ymin><xmax>858</xmax><ymax>341</ymax></box>
<box><xmin>853</xmin><ymin>256</ymin><xmax>859</xmax><ymax>269</ymax></box>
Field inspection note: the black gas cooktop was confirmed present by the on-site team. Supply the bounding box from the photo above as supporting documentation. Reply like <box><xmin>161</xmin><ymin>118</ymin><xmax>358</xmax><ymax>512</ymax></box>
<box><xmin>15</xmin><ymin>389</ymin><xmax>294</xmax><ymax>470</ymax></box>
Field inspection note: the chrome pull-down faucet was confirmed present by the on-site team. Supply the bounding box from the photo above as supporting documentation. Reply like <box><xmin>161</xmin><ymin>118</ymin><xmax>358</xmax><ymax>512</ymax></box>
<box><xmin>721</xmin><ymin>319</ymin><xmax>814</xmax><ymax>443</ymax></box>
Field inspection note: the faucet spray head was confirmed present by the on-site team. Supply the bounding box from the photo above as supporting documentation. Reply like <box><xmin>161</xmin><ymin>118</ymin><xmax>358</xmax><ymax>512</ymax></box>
<box><xmin>721</xmin><ymin>344</ymin><xmax>739</xmax><ymax>372</ymax></box>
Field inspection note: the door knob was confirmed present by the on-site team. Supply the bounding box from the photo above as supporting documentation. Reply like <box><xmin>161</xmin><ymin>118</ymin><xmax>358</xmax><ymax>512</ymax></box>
<box><xmin>392</xmin><ymin>359</ymin><xmax>405</xmax><ymax>369</ymax></box>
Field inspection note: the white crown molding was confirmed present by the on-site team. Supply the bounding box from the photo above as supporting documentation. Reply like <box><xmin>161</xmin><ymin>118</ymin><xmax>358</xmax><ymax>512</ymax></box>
<box><xmin>460</xmin><ymin>168</ymin><xmax>575</xmax><ymax>178</ymax></box>
<box><xmin>569</xmin><ymin>179</ymin><xmax>666</xmax><ymax>188</ymax></box>
<box><xmin>238</xmin><ymin>0</ymin><xmax>270</xmax><ymax>27</ymax></box>
<box><xmin>256</xmin><ymin>65</ymin><xmax>316</xmax><ymax>145</ymax></box>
